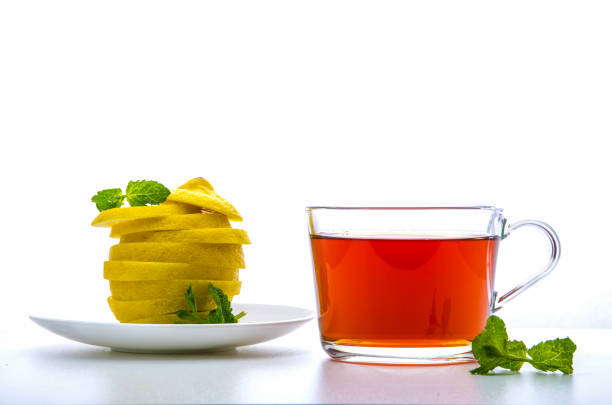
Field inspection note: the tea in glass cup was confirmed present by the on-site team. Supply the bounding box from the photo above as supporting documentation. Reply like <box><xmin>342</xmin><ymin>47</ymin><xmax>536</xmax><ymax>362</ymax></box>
<box><xmin>307</xmin><ymin>207</ymin><xmax>560</xmax><ymax>364</ymax></box>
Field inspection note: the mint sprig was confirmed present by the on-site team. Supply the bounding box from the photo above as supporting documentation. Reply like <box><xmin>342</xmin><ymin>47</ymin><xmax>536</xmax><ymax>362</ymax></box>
<box><xmin>91</xmin><ymin>188</ymin><xmax>125</xmax><ymax>211</ymax></box>
<box><xmin>470</xmin><ymin>315</ymin><xmax>576</xmax><ymax>375</ymax></box>
<box><xmin>528</xmin><ymin>338</ymin><xmax>576</xmax><ymax>374</ymax></box>
<box><xmin>125</xmin><ymin>180</ymin><xmax>171</xmax><ymax>206</ymax></box>
<box><xmin>175</xmin><ymin>284</ymin><xmax>246</xmax><ymax>324</ymax></box>
<box><xmin>91</xmin><ymin>180</ymin><xmax>170</xmax><ymax>212</ymax></box>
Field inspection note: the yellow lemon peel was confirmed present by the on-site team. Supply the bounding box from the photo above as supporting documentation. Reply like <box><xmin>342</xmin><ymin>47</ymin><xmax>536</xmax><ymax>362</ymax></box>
<box><xmin>91</xmin><ymin>202</ymin><xmax>201</xmax><ymax>227</ymax></box>
<box><xmin>108</xmin><ymin>294</ymin><xmax>231</xmax><ymax>323</ymax></box>
<box><xmin>109</xmin><ymin>280</ymin><xmax>242</xmax><ymax>301</ymax></box>
<box><xmin>109</xmin><ymin>212</ymin><xmax>230</xmax><ymax>238</ymax></box>
<box><xmin>166</xmin><ymin>178</ymin><xmax>242</xmax><ymax>221</ymax></box>
<box><xmin>177</xmin><ymin>177</ymin><xmax>216</xmax><ymax>194</ymax></box>
<box><xmin>109</xmin><ymin>242</ymin><xmax>245</xmax><ymax>268</ymax></box>
<box><xmin>120</xmin><ymin>229</ymin><xmax>250</xmax><ymax>245</ymax></box>
<box><xmin>103</xmin><ymin>261</ymin><xmax>239</xmax><ymax>281</ymax></box>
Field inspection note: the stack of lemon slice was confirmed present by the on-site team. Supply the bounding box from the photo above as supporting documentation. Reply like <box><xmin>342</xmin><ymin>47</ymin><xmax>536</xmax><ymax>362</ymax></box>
<box><xmin>91</xmin><ymin>178</ymin><xmax>249</xmax><ymax>323</ymax></box>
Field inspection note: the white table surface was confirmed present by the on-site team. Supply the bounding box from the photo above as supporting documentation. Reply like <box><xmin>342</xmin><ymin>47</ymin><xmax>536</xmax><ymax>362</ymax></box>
<box><xmin>1</xmin><ymin>321</ymin><xmax>610</xmax><ymax>404</ymax></box>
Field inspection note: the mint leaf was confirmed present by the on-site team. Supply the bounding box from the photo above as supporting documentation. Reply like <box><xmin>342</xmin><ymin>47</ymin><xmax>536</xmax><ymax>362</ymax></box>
<box><xmin>183</xmin><ymin>285</ymin><xmax>198</xmax><ymax>314</ymax></box>
<box><xmin>470</xmin><ymin>315</ymin><xmax>512</xmax><ymax>375</ymax></box>
<box><xmin>498</xmin><ymin>340</ymin><xmax>528</xmax><ymax>371</ymax></box>
<box><xmin>175</xmin><ymin>285</ymin><xmax>207</xmax><ymax>324</ymax></box>
<box><xmin>125</xmin><ymin>180</ymin><xmax>170</xmax><ymax>206</ymax></box>
<box><xmin>175</xmin><ymin>283</ymin><xmax>246</xmax><ymax>324</ymax></box>
<box><xmin>92</xmin><ymin>180</ymin><xmax>170</xmax><ymax>211</ymax></box>
<box><xmin>91</xmin><ymin>188</ymin><xmax>125</xmax><ymax>212</ymax></box>
<box><xmin>206</xmin><ymin>284</ymin><xmax>227</xmax><ymax>323</ymax></box>
<box><xmin>473</xmin><ymin>315</ymin><xmax>508</xmax><ymax>355</ymax></box>
<box><xmin>205</xmin><ymin>283</ymin><xmax>243</xmax><ymax>324</ymax></box>
<box><xmin>175</xmin><ymin>310</ymin><xmax>206</xmax><ymax>324</ymax></box>
<box><xmin>528</xmin><ymin>338</ymin><xmax>576</xmax><ymax>374</ymax></box>
<box><xmin>470</xmin><ymin>315</ymin><xmax>576</xmax><ymax>375</ymax></box>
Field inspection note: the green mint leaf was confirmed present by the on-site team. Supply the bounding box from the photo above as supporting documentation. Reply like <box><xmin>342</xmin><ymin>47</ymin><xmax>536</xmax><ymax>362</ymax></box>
<box><xmin>470</xmin><ymin>365</ymin><xmax>496</xmax><ymax>375</ymax></box>
<box><xmin>498</xmin><ymin>340</ymin><xmax>528</xmax><ymax>371</ymax></box>
<box><xmin>476</xmin><ymin>315</ymin><xmax>509</xmax><ymax>355</ymax></box>
<box><xmin>528</xmin><ymin>338</ymin><xmax>576</xmax><ymax>374</ymax></box>
<box><xmin>92</xmin><ymin>179</ymin><xmax>169</xmax><ymax>211</ymax></box>
<box><xmin>174</xmin><ymin>286</ymin><xmax>208</xmax><ymax>324</ymax></box>
<box><xmin>125</xmin><ymin>180</ymin><xmax>170</xmax><ymax>206</ymax></box>
<box><xmin>470</xmin><ymin>316</ymin><xmax>577</xmax><ymax>375</ymax></box>
<box><xmin>470</xmin><ymin>315</ymin><xmax>511</xmax><ymax>374</ymax></box>
<box><xmin>204</xmin><ymin>283</ymin><xmax>243</xmax><ymax>324</ymax></box>
<box><xmin>91</xmin><ymin>188</ymin><xmax>125</xmax><ymax>212</ymax></box>
<box><xmin>176</xmin><ymin>309</ymin><xmax>206</xmax><ymax>324</ymax></box>
<box><xmin>184</xmin><ymin>286</ymin><xmax>198</xmax><ymax>314</ymax></box>
<box><xmin>175</xmin><ymin>284</ymin><xmax>246</xmax><ymax>324</ymax></box>
<box><xmin>206</xmin><ymin>283</ymin><xmax>226</xmax><ymax>323</ymax></box>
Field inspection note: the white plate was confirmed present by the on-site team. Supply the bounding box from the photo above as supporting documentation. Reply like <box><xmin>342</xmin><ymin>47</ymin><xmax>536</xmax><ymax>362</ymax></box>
<box><xmin>30</xmin><ymin>303</ymin><xmax>314</xmax><ymax>354</ymax></box>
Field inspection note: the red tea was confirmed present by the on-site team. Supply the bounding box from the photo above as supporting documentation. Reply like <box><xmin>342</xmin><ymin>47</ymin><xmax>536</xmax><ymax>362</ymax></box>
<box><xmin>310</xmin><ymin>235</ymin><xmax>499</xmax><ymax>348</ymax></box>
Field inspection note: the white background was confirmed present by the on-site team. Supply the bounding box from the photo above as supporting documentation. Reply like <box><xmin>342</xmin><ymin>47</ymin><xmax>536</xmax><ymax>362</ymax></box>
<box><xmin>1</xmin><ymin>1</ymin><xmax>611</xmax><ymax>332</ymax></box>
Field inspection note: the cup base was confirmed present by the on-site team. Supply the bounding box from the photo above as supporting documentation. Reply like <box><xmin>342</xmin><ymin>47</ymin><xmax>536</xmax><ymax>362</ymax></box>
<box><xmin>321</xmin><ymin>340</ymin><xmax>475</xmax><ymax>365</ymax></box>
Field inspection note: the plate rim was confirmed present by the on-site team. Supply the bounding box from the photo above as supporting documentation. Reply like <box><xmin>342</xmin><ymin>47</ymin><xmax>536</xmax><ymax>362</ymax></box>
<box><xmin>29</xmin><ymin>303</ymin><xmax>315</xmax><ymax>328</ymax></box>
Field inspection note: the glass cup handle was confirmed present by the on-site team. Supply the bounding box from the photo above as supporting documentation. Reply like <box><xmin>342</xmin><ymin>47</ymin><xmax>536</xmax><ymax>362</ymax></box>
<box><xmin>492</xmin><ymin>219</ymin><xmax>561</xmax><ymax>312</ymax></box>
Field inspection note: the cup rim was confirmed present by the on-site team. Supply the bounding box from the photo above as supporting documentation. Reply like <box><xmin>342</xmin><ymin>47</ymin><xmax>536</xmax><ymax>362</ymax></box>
<box><xmin>306</xmin><ymin>205</ymin><xmax>502</xmax><ymax>211</ymax></box>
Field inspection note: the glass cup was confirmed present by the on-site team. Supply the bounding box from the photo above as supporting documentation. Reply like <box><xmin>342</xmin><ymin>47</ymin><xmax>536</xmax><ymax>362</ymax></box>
<box><xmin>306</xmin><ymin>206</ymin><xmax>560</xmax><ymax>364</ymax></box>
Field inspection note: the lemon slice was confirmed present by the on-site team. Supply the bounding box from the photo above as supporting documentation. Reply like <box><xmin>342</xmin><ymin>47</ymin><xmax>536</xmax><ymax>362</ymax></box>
<box><xmin>109</xmin><ymin>212</ymin><xmax>230</xmax><ymax>238</ymax></box>
<box><xmin>108</xmin><ymin>294</ymin><xmax>231</xmax><ymax>323</ymax></box>
<box><xmin>166</xmin><ymin>178</ymin><xmax>242</xmax><ymax>221</ymax></box>
<box><xmin>120</xmin><ymin>229</ymin><xmax>251</xmax><ymax>244</ymax></box>
<box><xmin>103</xmin><ymin>261</ymin><xmax>239</xmax><ymax>281</ymax></box>
<box><xmin>91</xmin><ymin>202</ymin><xmax>201</xmax><ymax>227</ymax></box>
<box><xmin>167</xmin><ymin>190</ymin><xmax>242</xmax><ymax>221</ymax></box>
<box><xmin>109</xmin><ymin>242</ymin><xmax>245</xmax><ymax>268</ymax></box>
<box><xmin>109</xmin><ymin>280</ymin><xmax>242</xmax><ymax>300</ymax></box>
<box><xmin>177</xmin><ymin>177</ymin><xmax>216</xmax><ymax>194</ymax></box>
<box><xmin>127</xmin><ymin>312</ymin><xmax>211</xmax><ymax>324</ymax></box>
